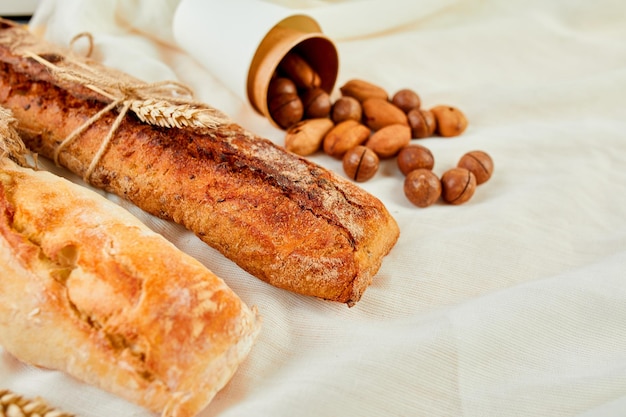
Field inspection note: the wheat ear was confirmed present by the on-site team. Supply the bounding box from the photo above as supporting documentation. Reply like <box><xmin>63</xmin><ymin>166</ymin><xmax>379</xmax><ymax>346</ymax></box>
<box><xmin>128</xmin><ymin>99</ymin><xmax>225</xmax><ymax>129</ymax></box>
<box><xmin>0</xmin><ymin>389</ymin><xmax>75</xmax><ymax>417</ymax></box>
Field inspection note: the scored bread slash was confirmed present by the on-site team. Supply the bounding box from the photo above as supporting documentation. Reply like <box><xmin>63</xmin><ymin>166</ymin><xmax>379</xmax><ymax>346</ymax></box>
<box><xmin>0</xmin><ymin>19</ymin><xmax>399</xmax><ymax>306</ymax></box>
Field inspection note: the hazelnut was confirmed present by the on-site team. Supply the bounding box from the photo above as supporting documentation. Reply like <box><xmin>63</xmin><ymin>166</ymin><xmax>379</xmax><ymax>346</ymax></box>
<box><xmin>300</xmin><ymin>88</ymin><xmax>332</xmax><ymax>119</ymax></box>
<box><xmin>365</xmin><ymin>124</ymin><xmax>411</xmax><ymax>159</ymax></box>
<box><xmin>407</xmin><ymin>108</ymin><xmax>436</xmax><ymax>138</ymax></box>
<box><xmin>441</xmin><ymin>167</ymin><xmax>476</xmax><ymax>205</ymax></box>
<box><xmin>339</xmin><ymin>79</ymin><xmax>388</xmax><ymax>102</ymax></box>
<box><xmin>391</xmin><ymin>89</ymin><xmax>421</xmax><ymax>113</ymax></box>
<box><xmin>404</xmin><ymin>169</ymin><xmax>441</xmax><ymax>208</ymax></box>
<box><xmin>323</xmin><ymin>120</ymin><xmax>371</xmax><ymax>159</ymax></box>
<box><xmin>278</xmin><ymin>51</ymin><xmax>321</xmax><ymax>89</ymax></box>
<box><xmin>458</xmin><ymin>150</ymin><xmax>494</xmax><ymax>185</ymax></box>
<box><xmin>331</xmin><ymin>96</ymin><xmax>362</xmax><ymax>123</ymax></box>
<box><xmin>397</xmin><ymin>144</ymin><xmax>435</xmax><ymax>175</ymax></box>
<box><xmin>342</xmin><ymin>146</ymin><xmax>380</xmax><ymax>182</ymax></box>
<box><xmin>284</xmin><ymin>118</ymin><xmax>334</xmax><ymax>156</ymax></box>
<box><xmin>362</xmin><ymin>98</ymin><xmax>408</xmax><ymax>131</ymax></box>
<box><xmin>268</xmin><ymin>77</ymin><xmax>297</xmax><ymax>98</ymax></box>
<box><xmin>268</xmin><ymin>93</ymin><xmax>303</xmax><ymax>129</ymax></box>
<box><xmin>431</xmin><ymin>105</ymin><xmax>468</xmax><ymax>137</ymax></box>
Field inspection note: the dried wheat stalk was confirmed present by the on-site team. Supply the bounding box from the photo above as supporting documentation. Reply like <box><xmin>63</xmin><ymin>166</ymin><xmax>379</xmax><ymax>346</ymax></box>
<box><xmin>128</xmin><ymin>99</ymin><xmax>224</xmax><ymax>129</ymax></box>
<box><xmin>0</xmin><ymin>389</ymin><xmax>75</xmax><ymax>417</ymax></box>
<box><xmin>0</xmin><ymin>107</ymin><xmax>29</xmax><ymax>166</ymax></box>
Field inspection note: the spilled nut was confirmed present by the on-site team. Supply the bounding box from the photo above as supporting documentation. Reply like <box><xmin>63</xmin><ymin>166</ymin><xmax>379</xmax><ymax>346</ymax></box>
<box><xmin>323</xmin><ymin>120</ymin><xmax>371</xmax><ymax>159</ymax></box>
<box><xmin>284</xmin><ymin>118</ymin><xmax>335</xmax><ymax>156</ymax></box>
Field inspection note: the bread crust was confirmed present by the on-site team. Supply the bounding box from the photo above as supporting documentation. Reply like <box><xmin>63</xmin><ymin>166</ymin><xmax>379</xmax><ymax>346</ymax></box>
<box><xmin>0</xmin><ymin>21</ymin><xmax>399</xmax><ymax>305</ymax></box>
<box><xmin>0</xmin><ymin>159</ymin><xmax>260</xmax><ymax>417</ymax></box>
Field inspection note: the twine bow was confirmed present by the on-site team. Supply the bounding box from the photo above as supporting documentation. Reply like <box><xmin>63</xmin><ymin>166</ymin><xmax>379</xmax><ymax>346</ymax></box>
<box><xmin>13</xmin><ymin>30</ymin><xmax>229</xmax><ymax>183</ymax></box>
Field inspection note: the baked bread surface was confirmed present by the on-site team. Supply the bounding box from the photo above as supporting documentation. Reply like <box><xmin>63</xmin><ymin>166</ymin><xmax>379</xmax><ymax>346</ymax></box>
<box><xmin>0</xmin><ymin>21</ymin><xmax>400</xmax><ymax>305</ymax></box>
<box><xmin>0</xmin><ymin>159</ymin><xmax>261</xmax><ymax>417</ymax></box>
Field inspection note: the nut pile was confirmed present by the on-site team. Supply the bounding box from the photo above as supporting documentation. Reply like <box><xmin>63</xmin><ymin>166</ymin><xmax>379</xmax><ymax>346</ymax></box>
<box><xmin>403</xmin><ymin>149</ymin><xmax>494</xmax><ymax>207</ymax></box>
<box><xmin>270</xmin><ymin>64</ymin><xmax>493</xmax><ymax>207</ymax></box>
<box><xmin>268</xmin><ymin>51</ymin><xmax>332</xmax><ymax>129</ymax></box>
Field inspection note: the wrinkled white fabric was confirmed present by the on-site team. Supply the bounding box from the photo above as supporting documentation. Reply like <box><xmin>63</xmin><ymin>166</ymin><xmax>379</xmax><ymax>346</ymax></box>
<box><xmin>2</xmin><ymin>0</ymin><xmax>626</xmax><ymax>416</ymax></box>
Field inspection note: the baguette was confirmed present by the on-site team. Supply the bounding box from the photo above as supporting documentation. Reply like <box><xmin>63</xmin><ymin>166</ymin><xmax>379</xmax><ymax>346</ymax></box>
<box><xmin>0</xmin><ymin>20</ymin><xmax>399</xmax><ymax>305</ymax></box>
<box><xmin>0</xmin><ymin>108</ymin><xmax>260</xmax><ymax>417</ymax></box>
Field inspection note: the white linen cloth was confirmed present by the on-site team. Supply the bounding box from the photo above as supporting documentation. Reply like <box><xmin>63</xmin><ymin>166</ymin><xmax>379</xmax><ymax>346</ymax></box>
<box><xmin>2</xmin><ymin>0</ymin><xmax>626</xmax><ymax>416</ymax></box>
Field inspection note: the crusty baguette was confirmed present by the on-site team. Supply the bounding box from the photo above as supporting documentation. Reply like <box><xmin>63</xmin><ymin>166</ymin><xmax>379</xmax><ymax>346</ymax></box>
<box><xmin>0</xmin><ymin>20</ymin><xmax>399</xmax><ymax>305</ymax></box>
<box><xmin>0</xmin><ymin>150</ymin><xmax>260</xmax><ymax>417</ymax></box>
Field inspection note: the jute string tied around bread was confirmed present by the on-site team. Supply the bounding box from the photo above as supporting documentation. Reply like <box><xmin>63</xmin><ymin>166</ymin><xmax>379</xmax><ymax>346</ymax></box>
<box><xmin>0</xmin><ymin>24</ymin><xmax>230</xmax><ymax>183</ymax></box>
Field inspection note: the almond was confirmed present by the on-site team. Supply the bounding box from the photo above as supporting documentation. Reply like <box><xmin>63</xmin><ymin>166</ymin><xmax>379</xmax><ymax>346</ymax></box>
<box><xmin>339</xmin><ymin>79</ymin><xmax>388</xmax><ymax>102</ymax></box>
<box><xmin>323</xmin><ymin>120</ymin><xmax>371</xmax><ymax>159</ymax></box>
<box><xmin>431</xmin><ymin>105</ymin><xmax>468</xmax><ymax>137</ymax></box>
<box><xmin>365</xmin><ymin>124</ymin><xmax>411</xmax><ymax>158</ymax></box>
<box><xmin>285</xmin><ymin>118</ymin><xmax>335</xmax><ymax>156</ymax></box>
<box><xmin>279</xmin><ymin>52</ymin><xmax>321</xmax><ymax>89</ymax></box>
<box><xmin>362</xmin><ymin>98</ymin><xmax>408</xmax><ymax>131</ymax></box>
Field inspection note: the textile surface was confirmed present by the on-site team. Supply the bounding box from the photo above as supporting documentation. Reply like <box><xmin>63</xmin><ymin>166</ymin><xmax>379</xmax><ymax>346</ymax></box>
<box><xmin>2</xmin><ymin>0</ymin><xmax>626</xmax><ymax>416</ymax></box>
